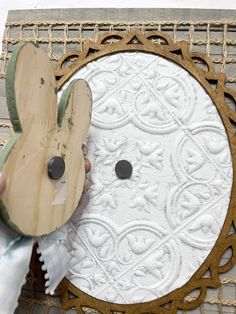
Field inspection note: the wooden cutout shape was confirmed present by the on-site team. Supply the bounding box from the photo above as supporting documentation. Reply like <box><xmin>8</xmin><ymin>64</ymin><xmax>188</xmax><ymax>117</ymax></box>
<box><xmin>56</xmin><ymin>30</ymin><xmax>236</xmax><ymax>313</ymax></box>
<box><xmin>0</xmin><ymin>43</ymin><xmax>92</xmax><ymax>236</ymax></box>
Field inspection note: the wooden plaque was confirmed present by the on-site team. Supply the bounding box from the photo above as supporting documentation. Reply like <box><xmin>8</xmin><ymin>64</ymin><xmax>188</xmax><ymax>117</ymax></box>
<box><xmin>0</xmin><ymin>43</ymin><xmax>92</xmax><ymax>236</ymax></box>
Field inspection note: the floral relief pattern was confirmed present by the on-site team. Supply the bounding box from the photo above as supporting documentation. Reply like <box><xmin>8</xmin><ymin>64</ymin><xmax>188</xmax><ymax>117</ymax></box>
<box><xmin>60</xmin><ymin>52</ymin><xmax>233</xmax><ymax>304</ymax></box>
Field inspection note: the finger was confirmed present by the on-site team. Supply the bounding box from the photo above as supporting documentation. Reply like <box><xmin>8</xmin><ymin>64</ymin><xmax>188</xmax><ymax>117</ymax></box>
<box><xmin>83</xmin><ymin>177</ymin><xmax>91</xmax><ymax>192</ymax></box>
<box><xmin>0</xmin><ymin>173</ymin><xmax>6</xmax><ymax>194</ymax></box>
<box><xmin>85</xmin><ymin>158</ymin><xmax>92</xmax><ymax>173</ymax></box>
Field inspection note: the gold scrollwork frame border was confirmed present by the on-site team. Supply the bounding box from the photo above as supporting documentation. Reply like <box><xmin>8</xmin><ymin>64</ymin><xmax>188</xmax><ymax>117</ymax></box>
<box><xmin>57</xmin><ymin>30</ymin><xmax>236</xmax><ymax>314</ymax></box>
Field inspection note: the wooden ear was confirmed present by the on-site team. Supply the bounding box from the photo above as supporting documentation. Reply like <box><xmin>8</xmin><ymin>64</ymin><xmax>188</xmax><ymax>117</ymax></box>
<box><xmin>58</xmin><ymin>79</ymin><xmax>92</xmax><ymax>143</ymax></box>
<box><xmin>6</xmin><ymin>43</ymin><xmax>57</xmax><ymax>132</ymax></box>
<box><xmin>56</xmin><ymin>79</ymin><xmax>92</xmax><ymax>210</ymax></box>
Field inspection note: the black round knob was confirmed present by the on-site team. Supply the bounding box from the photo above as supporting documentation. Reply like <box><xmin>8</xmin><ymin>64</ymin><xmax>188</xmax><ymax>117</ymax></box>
<box><xmin>115</xmin><ymin>160</ymin><xmax>132</xmax><ymax>179</ymax></box>
<box><xmin>48</xmin><ymin>156</ymin><xmax>65</xmax><ymax>180</ymax></box>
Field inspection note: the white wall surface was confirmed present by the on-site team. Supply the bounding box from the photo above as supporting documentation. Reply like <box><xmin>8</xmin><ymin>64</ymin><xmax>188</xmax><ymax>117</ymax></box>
<box><xmin>0</xmin><ymin>0</ymin><xmax>235</xmax><ymax>53</ymax></box>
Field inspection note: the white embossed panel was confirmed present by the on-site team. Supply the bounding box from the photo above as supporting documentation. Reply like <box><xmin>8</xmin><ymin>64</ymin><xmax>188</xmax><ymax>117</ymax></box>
<box><xmin>60</xmin><ymin>52</ymin><xmax>233</xmax><ymax>304</ymax></box>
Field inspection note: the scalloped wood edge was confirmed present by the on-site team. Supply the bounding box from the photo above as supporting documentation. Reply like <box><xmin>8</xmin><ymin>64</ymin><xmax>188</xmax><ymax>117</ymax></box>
<box><xmin>57</xmin><ymin>30</ymin><xmax>236</xmax><ymax>314</ymax></box>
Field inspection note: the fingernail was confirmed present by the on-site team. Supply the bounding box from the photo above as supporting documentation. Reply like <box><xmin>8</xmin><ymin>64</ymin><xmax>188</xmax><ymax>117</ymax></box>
<box><xmin>85</xmin><ymin>158</ymin><xmax>92</xmax><ymax>173</ymax></box>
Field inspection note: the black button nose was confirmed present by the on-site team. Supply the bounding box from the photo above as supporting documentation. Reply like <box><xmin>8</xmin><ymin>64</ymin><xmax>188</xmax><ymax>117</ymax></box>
<box><xmin>48</xmin><ymin>156</ymin><xmax>65</xmax><ymax>180</ymax></box>
<box><xmin>115</xmin><ymin>160</ymin><xmax>132</xmax><ymax>179</ymax></box>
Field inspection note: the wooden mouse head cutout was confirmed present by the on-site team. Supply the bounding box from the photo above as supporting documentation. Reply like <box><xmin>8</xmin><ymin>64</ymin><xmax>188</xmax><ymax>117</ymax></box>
<box><xmin>0</xmin><ymin>43</ymin><xmax>92</xmax><ymax>236</ymax></box>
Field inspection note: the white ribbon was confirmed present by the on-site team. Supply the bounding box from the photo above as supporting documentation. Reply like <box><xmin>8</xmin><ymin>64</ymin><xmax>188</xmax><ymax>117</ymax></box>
<box><xmin>37</xmin><ymin>225</ymin><xmax>70</xmax><ymax>294</ymax></box>
<box><xmin>0</xmin><ymin>220</ymin><xmax>70</xmax><ymax>314</ymax></box>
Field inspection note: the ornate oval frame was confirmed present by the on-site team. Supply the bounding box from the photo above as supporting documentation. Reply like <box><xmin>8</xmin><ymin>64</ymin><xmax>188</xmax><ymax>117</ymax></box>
<box><xmin>57</xmin><ymin>30</ymin><xmax>236</xmax><ymax>314</ymax></box>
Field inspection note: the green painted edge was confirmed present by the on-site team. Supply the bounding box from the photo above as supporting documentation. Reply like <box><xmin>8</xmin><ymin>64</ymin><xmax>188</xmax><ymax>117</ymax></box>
<box><xmin>57</xmin><ymin>79</ymin><xmax>84</xmax><ymax>127</ymax></box>
<box><xmin>0</xmin><ymin>43</ymin><xmax>29</xmax><ymax>234</ymax></box>
<box><xmin>6</xmin><ymin>43</ymin><xmax>27</xmax><ymax>132</ymax></box>
<box><xmin>0</xmin><ymin>43</ymin><xmax>28</xmax><ymax>170</ymax></box>
<box><xmin>0</xmin><ymin>134</ymin><xmax>23</xmax><ymax>234</ymax></box>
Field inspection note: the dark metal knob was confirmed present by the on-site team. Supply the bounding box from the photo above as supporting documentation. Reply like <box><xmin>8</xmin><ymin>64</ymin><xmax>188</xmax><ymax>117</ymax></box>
<box><xmin>115</xmin><ymin>160</ymin><xmax>132</xmax><ymax>179</ymax></box>
<box><xmin>48</xmin><ymin>156</ymin><xmax>65</xmax><ymax>180</ymax></box>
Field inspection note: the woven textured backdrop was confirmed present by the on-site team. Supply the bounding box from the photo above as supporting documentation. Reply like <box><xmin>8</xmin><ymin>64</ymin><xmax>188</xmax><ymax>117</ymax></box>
<box><xmin>0</xmin><ymin>8</ymin><xmax>236</xmax><ymax>314</ymax></box>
